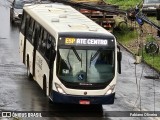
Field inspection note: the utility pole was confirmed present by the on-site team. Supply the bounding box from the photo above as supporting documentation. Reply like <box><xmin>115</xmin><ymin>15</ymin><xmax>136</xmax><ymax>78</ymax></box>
<box><xmin>135</xmin><ymin>6</ymin><xmax>144</xmax><ymax>64</ymax></box>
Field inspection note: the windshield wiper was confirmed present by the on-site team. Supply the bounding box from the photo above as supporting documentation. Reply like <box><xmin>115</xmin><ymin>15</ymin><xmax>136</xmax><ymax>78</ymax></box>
<box><xmin>66</xmin><ymin>50</ymin><xmax>72</xmax><ymax>71</ymax></box>
<box><xmin>71</xmin><ymin>47</ymin><xmax>82</xmax><ymax>62</ymax></box>
<box><xmin>90</xmin><ymin>48</ymin><xmax>103</xmax><ymax>62</ymax></box>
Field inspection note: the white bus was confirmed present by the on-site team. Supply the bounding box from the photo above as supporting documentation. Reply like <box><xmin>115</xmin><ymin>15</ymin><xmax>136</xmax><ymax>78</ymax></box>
<box><xmin>19</xmin><ymin>3</ymin><xmax>122</xmax><ymax>105</ymax></box>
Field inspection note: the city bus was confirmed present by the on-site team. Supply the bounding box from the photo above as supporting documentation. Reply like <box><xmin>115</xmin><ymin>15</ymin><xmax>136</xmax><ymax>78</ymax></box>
<box><xmin>19</xmin><ymin>3</ymin><xmax>122</xmax><ymax>105</ymax></box>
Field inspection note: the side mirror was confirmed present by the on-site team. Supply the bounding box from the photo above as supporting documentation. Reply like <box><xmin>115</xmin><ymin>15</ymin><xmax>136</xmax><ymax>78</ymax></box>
<box><xmin>118</xmin><ymin>51</ymin><xmax>122</xmax><ymax>61</ymax></box>
<box><xmin>117</xmin><ymin>46</ymin><xmax>122</xmax><ymax>74</ymax></box>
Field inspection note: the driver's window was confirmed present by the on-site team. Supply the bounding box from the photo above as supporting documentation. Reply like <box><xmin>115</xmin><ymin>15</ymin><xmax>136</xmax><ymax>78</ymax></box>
<box><xmin>45</xmin><ymin>35</ymin><xmax>52</xmax><ymax>60</ymax></box>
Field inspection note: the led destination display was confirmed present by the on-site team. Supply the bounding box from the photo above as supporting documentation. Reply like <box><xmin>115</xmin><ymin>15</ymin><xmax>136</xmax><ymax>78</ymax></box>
<box><xmin>59</xmin><ymin>37</ymin><xmax>115</xmax><ymax>47</ymax></box>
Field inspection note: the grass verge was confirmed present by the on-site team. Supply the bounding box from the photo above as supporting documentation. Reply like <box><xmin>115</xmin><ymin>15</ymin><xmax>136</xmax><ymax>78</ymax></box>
<box><xmin>114</xmin><ymin>28</ymin><xmax>160</xmax><ymax>72</ymax></box>
<box><xmin>105</xmin><ymin>0</ymin><xmax>142</xmax><ymax>9</ymax></box>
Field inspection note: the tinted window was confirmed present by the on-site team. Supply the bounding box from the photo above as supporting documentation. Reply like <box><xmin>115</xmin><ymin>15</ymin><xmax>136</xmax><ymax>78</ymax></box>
<box><xmin>38</xmin><ymin>30</ymin><xmax>47</xmax><ymax>55</ymax></box>
<box><xmin>26</xmin><ymin>18</ymin><xmax>35</xmax><ymax>43</ymax></box>
<box><xmin>44</xmin><ymin>35</ymin><xmax>55</xmax><ymax>60</ymax></box>
<box><xmin>20</xmin><ymin>11</ymin><xmax>27</xmax><ymax>34</ymax></box>
<box><xmin>32</xmin><ymin>23</ymin><xmax>40</xmax><ymax>45</ymax></box>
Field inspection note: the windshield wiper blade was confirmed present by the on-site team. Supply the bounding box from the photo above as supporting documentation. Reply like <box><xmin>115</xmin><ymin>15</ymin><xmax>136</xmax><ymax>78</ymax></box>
<box><xmin>71</xmin><ymin>47</ymin><xmax>81</xmax><ymax>62</ymax></box>
<box><xmin>90</xmin><ymin>48</ymin><xmax>102</xmax><ymax>62</ymax></box>
<box><xmin>67</xmin><ymin>50</ymin><xmax>72</xmax><ymax>71</ymax></box>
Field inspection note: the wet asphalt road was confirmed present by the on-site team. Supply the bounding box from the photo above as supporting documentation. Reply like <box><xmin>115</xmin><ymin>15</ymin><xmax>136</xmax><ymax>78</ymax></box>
<box><xmin>0</xmin><ymin>1</ymin><xmax>160</xmax><ymax>120</ymax></box>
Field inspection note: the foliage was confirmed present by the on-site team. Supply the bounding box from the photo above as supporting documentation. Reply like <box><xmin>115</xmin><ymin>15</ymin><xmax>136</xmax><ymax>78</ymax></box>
<box><xmin>113</xmin><ymin>29</ymin><xmax>137</xmax><ymax>45</ymax></box>
<box><xmin>146</xmin><ymin>35</ymin><xmax>156</xmax><ymax>42</ymax></box>
<box><xmin>114</xmin><ymin>27</ymin><xmax>160</xmax><ymax>73</ymax></box>
<box><xmin>105</xmin><ymin>0</ymin><xmax>142</xmax><ymax>9</ymax></box>
<box><xmin>107</xmin><ymin>0</ymin><xmax>160</xmax><ymax>72</ymax></box>
<box><xmin>143</xmin><ymin>52</ymin><xmax>160</xmax><ymax>71</ymax></box>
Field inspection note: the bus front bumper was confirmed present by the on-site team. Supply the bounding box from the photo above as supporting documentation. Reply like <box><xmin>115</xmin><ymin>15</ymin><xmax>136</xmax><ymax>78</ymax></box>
<box><xmin>50</xmin><ymin>90</ymin><xmax>115</xmax><ymax>105</ymax></box>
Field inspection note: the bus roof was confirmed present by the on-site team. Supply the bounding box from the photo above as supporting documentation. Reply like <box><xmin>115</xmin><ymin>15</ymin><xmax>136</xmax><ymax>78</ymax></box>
<box><xmin>23</xmin><ymin>3</ymin><xmax>114</xmax><ymax>38</ymax></box>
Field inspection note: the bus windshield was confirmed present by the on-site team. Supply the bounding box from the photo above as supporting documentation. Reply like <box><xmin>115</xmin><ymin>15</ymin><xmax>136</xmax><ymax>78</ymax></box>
<box><xmin>57</xmin><ymin>47</ymin><xmax>115</xmax><ymax>84</ymax></box>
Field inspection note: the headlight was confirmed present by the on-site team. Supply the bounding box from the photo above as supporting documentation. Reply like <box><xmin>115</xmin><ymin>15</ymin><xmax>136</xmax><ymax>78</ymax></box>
<box><xmin>55</xmin><ymin>83</ymin><xmax>66</xmax><ymax>94</ymax></box>
<box><xmin>105</xmin><ymin>85</ymin><xmax>115</xmax><ymax>95</ymax></box>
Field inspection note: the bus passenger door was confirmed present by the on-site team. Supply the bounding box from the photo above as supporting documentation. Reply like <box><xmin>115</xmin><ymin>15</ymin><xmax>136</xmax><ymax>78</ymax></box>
<box><xmin>44</xmin><ymin>35</ymin><xmax>55</xmax><ymax>96</ymax></box>
<box><xmin>34</xmin><ymin>29</ymin><xmax>47</xmax><ymax>91</ymax></box>
<box><xmin>47</xmin><ymin>39</ymin><xmax>56</xmax><ymax>96</ymax></box>
<box><xmin>49</xmin><ymin>48</ymin><xmax>56</xmax><ymax>95</ymax></box>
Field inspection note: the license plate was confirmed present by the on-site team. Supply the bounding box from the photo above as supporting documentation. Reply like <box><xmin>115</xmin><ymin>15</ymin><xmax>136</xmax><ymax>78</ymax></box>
<box><xmin>79</xmin><ymin>100</ymin><xmax>90</xmax><ymax>105</ymax></box>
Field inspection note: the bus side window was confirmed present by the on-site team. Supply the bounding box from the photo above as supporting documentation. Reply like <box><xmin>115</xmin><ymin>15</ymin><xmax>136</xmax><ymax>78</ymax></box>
<box><xmin>38</xmin><ymin>30</ymin><xmax>47</xmax><ymax>55</ymax></box>
<box><xmin>45</xmin><ymin>35</ymin><xmax>53</xmax><ymax>60</ymax></box>
<box><xmin>32</xmin><ymin>23</ymin><xmax>40</xmax><ymax>45</ymax></box>
<box><xmin>20</xmin><ymin>11</ymin><xmax>27</xmax><ymax>34</ymax></box>
<box><xmin>38</xmin><ymin>28</ymin><xmax>44</xmax><ymax>54</ymax></box>
<box><xmin>38</xmin><ymin>28</ymin><xmax>44</xmax><ymax>53</ymax></box>
<box><xmin>27</xmin><ymin>18</ymin><xmax>35</xmax><ymax>43</ymax></box>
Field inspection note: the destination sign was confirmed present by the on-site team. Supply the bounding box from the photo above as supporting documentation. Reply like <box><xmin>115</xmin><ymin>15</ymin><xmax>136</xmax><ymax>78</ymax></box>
<box><xmin>64</xmin><ymin>38</ymin><xmax>108</xmax><ymax>46</ymax></box>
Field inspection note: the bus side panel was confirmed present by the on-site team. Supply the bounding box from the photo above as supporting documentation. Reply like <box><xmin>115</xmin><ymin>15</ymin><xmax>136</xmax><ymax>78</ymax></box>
<box><xmin>35</xmin><ymin>52</ymin><xmax>50</xmax><ymax>96</ymax></box>
<box><xmin>25</xmin><ymin>40</ymin><xmax>34</xmax><ymax>74</ymax></box>
<box><xmin>19</xmin><ymin>33</ymin><xmax>25</xmax><ymax>63</ymax></box>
